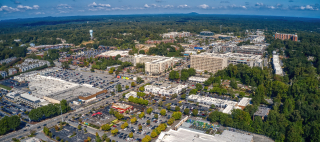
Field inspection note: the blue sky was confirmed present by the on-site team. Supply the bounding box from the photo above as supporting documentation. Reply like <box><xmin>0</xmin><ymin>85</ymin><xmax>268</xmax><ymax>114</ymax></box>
<box><xmin>0</xmin><ymin>0</ymin><xmax>319</xmax><ymax>20</ymax></box>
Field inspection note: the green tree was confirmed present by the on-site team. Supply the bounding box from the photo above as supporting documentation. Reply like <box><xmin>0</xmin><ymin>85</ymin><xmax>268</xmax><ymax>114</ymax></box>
<box><xmin>137</xmin><ymin>77</ymin><xmax>144</xmax><ymax>84</ymax></box>
<box><xmin>125</xmin><ymin>85</ymin><xmax>129</xmax><ymax>90</ymax></box>
<box><xmin>139</xmin><ymin>112</ymin><xmax>145</xmax><ymax>118</ymax></box>
<box><xmin>184</xmin><ymin>108</ymin><xmax>190</xmax><ymax>115</ymax></box>
<box><xmin>151</xmin><ymin>131</ymin><xmax>158</xmax><ymax>138</ymax></box>
<box><xmin>78</xmin><ymin>125</ymin><xmax>81</xmax><ymax>130</ymax></box>
<box><xmin>180</xmin><ymin>71</ymin><xmax>189</xmax><ymax>81</ymax></box>
<box><xmin>154</xmin><ymin>114</ymin><xmax>158</xmax><ymax>119</ymax></box>
<box><xmin>175</xmin><ymin>106</ymin><xmax>180</xmax><ymax>111</ymax></box>
<box><xmin>131</xmin><ymin>82</ymin><xmax>136</xmax><ymax>87</ymax></box>
<box><xmin>147</xmin><ymin>120</ymin><xmax>151</xmax><ymax>125</ymax></box>
<box><xmin>101</xmin><ymin>124</ymin><xmax>111</xmax><ymax>131</ymax></box>
<box><xmin>192</xmin><ymin>109</ymin><xmax>198</xmax><ymax>116</ymax></box>
<box><xmin>160</xmin><ymin>109</ymin><xmax>166</xmax><ymax>116</ymax></box>
<box><xmin>172</xmin><ymin>112</ymin><xmax>182</xmax><ymax>120</ymax></box>
<box><xmin>230</xmin><ymin>78</ymin><xmax>238</xmax><ymax>89</ymax></box>
<box><xmin>181</xmin><ymin>94</ymin><xmax>186</xmax><ymax>99</ymax></box>
<box><xmin>129</xmin><ymin>132</ymin><xmax>133</xmax><ymax>138</ymax></box>
<box><xmin>188</xmin><ymin>68</ymin><xmax>196</xmax><ymax>76</ymax></box>
<box><xmin>195</xmin><ymin>84</ymin><xmax>203</xmax><ymax>91</ymax></box>
<box><xmin>117</xmin><ymin>84</ymin><xmax>122</xmax><ymax>92</ymax></box>
<box><xmin>146</xmin><ymin>107</ymin><xmax>153</xmax><ymax>114</ymax></box>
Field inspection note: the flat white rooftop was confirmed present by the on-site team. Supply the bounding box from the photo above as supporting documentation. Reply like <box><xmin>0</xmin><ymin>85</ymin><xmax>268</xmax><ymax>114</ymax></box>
<box><xmin>156</xmin><ymin>128</ymin><xmax>253</xmax><ymax>142</ymax></box>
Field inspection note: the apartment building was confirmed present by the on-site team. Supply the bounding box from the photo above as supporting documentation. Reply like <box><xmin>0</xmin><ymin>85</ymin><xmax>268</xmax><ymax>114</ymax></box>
<box><xmin>14</xmin><ymin>58</ymin><xmax>50</xmax><ymax>72</ymax></box>
<box><xmin>144</xmin><ymin>57</ymin><xmax>175</xmax><ymax>75</ymax></box>
<box><xmin>275</xmin><ymin>32</ymin><xmax>298</xmax><ymax>41</ymax></box>
<box><xmin>190</xmin><ymin>53</ymin><xmax>228</xmax><ymax>74</ymax></box>
<box><xmin>162</xmin><ymin>32</ymin><xmax>190</xmax><ymax>39</ymax></box>
<box><xmin>145</xmin><ymin>39</ymin><xmax>174</xmax><ymax>44</ymax></box>
<box><xmin>191</xmin><ymin>52</ymin><xmax>263</xmax><ymax>73</ymax></box>
<box><xmin>0</xmin><ymin>57</ymin><xmax>17</xmax><ymax>65</ymax></box>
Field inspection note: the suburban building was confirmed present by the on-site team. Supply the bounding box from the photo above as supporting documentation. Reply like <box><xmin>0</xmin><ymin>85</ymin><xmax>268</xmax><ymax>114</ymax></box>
<box><xmin>187</xmin><ymin>95</ymin><xmax>251</xmax><ymax>114</ymax></box>
<box><xmin>0</xmin><ymin>57</ymin><xmax>17</xmax><ymax>65</ymax></box>
<box><xmin>95</xmin><ymin>50</ymin><xmax>129</xmax><ymax>59</ymax></box>
<box><xmin>14</xmin><ymin>58</ymin><xmax>50</xmax><ymax>72</ymax></box>
<box><xmin>156</xmin><ymin>128</ymin><xmax>253</xmax><ymax>142</ymax></box>
<box><xmin>125</xmin><ymin>91</ymin><xmax>137</xmax><ymax>99</ymax></box>
<box><xmin>120</xmin><ymin>54</ymin><xmax>179</xmax><ymax>75</ymax></box>
<box><xmin>111</xmin><ymin>103</ymin><xmax>133</xmax><ymax>113</ymax></box>
<box><xmin>234</xmin><ymin>45</ymin><xmax>266</xmax><ymax>55</ymax></box>
<box><xmin>144</xmin><ymin>84</ymin><xmax>187</xmax><ymax>96</ymax></box>
<box><xmin>6</xmin><ymin>92</ymin><xmax>20</xmax><ymax>101</ymax></box>
<box><xmin>8</xmin><ymin>68</ymin><xmax>17</xmax><ymax>76</ymax></box>
<box><xmin>6</xmin><ymin>92</ymin><xmax>48</xmax><ymax>108</ymax></box>
<box><xmin>200</xmin><ymin>31</ymin><xmax>214</xmax><ymax>36</ymax></box>
<box><xmin>273</xmin><ymin>53</ymin><xmax>283</xmax><ymax>76</ymax></box>
<box><xmin>254</xmin><ymin>106</ymin><xmax>271</xmax><ymax>120</ymax></box>
<box><xmin>188</xmin><ymin>76</ymin><xmax>208</xmax><ymax>83</ymax></box>
<box><xmin>275</xmin><ymin>32</ymin><xmax>298</xmax><ymax>41</ymax></box>
<box><xmin>162</xmin><ymin>31</ymin><xmax>190</xmax><ymax>39</ymax></box>
<box><xmin>191</xmin><ymin>52</ymin><xmax>263</xmax><ymax>73</ymax></box>
<box><xmin>190</xmin><ymin>53</ymin><xmax>228</xmax><ymax>74</ymax></box>
<box><xmin>0</xmin><ymin>71</ymin><xmax>7</xmax><ymax>78</ymax></box>
<box><xmin>27</xmin><ymin>44</ymin><xmax>74</xmax><ymax>52</ymax></box>
<box><xmin>145</xmin><ymin>39</ymin><xmax>174</xmax><ymax>44</ymax></box>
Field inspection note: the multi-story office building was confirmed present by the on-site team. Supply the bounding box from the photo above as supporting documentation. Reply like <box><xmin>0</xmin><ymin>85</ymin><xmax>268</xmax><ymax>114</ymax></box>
<box><xmin>275</xmin><ymin>32</ymin><xmax>298</xmax><ymax>41</ymax></box>
<box><xmin>191</xmin><ymin>52</ymin><xmax>263</xmax><ymax>73</ymax></box>
<box><xmin>162</xmin><ymin>32</ymin><xmax>190</xmax><ymax>39</ymax></box>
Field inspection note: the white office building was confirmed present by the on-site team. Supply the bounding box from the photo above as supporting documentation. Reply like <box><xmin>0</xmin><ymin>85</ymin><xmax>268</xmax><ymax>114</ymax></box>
<box><xmin>144</xmin><ymin>84</ymin><xmax>187</xmax><ymax>96</ymax></box>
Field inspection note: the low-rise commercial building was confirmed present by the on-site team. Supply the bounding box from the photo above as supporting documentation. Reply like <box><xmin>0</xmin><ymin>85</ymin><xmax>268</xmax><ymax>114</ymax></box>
<box><xmin>96</xmin><ymin>50</ymin><xmax>129</xmax><ymax>59</ymax></box>
<box><xmin>162</xmin><ymin>32</ymin><xmax>190</xmax><ymax>39</ymax></box>
<box><xmin>144</xmin><ymin>84</ymin><xmax>187</xmax><ymax>96</ymax></box>
<box><xmin>125</xmin><ymin>91</ymin><xmax>137</xmax><ymax>99</ymax></box>
<box><xmin>6</xmin><ymin>91</ymin><xmax>48</xmax><ymax>108</ymax></box>
<box><xmin>156</xmin><ymin>128</ymin><xmax>253</xmax><ymax>142</ymax></box>
<box><xmin>191</xmin><ymin>52</ymin><xmax>263</xmax><ymax>73</ymax></box>
<box><xmin>187</xmin><ymin>95</ymin><xmax>251</xmax><ymax>114</ymax></box>
<box><xmin>188</xmin><ymin>76</ymin><xmax>208</xmax><ymax>83</ymax></box>
<box><xmin>145</xmin><ymin>39</ymin><xmax>174</xmax><ymax>44</ymax></box>
<box><xmin>111</xmin><ymin>103</ymin><xmax>133</xmax><ymax>113</ymax></box>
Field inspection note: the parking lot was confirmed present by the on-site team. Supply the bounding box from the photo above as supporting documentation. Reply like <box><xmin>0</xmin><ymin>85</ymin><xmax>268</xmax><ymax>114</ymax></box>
<box><xmin>50</xmin><ymin>125</ymin><xmax>96</xmax><ymax>142</ymax></box>
<box><xmin>0</xmin><ymin>98</ymin><xmax>31</xmax><ymax>120</ymax></box>
<box><xmin>45</xmin><ymin>69</ymin><xmax>135</xmax><ymax>93</ymax></box>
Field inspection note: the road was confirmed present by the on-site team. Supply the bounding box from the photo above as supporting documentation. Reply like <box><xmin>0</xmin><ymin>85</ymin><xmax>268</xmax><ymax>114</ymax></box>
<box><xmin>0</xmin><ymin>79</ymin><xmax>149</xmax><ymax>142</ymax></box>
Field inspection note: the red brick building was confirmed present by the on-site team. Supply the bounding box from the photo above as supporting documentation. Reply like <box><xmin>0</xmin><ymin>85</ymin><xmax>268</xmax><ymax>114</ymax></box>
<box><xmin>275</xmin><ymin>32</ymin><xmax>298</xmax><ymax>41</ymax></box>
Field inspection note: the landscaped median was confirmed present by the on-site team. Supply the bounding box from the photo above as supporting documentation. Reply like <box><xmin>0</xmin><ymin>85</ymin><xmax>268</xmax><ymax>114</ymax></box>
<box><xmin>0</xmin><ymin>84</ymin><xmax>12</xmax><ymax>90</ymax></box>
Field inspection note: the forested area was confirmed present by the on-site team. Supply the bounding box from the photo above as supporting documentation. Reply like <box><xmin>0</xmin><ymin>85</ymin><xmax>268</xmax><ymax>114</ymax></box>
<box><xmin>1</xmin><ymin>14</ymin><xmax>320</xmax><ymax>60</ymax></box>
<box><xmin>204</xmin><ymin>31</ymin><xmax>320</xmax><ymax>141</ymax></box>
<box><xmin>28</xmin><ymin>100</ymin><xmax>71</xmax><ymax>122</ymax></box>
<box><xmin>0</xmin><ymin>115</ymin><xmax>21</xmax><ymax>135</ymax></box>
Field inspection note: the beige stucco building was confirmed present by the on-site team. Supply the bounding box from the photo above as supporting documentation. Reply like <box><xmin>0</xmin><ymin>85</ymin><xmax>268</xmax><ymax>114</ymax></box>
<box><xmin>191</xmin><ymin>52</ymin><xmax>263</xmax><ymax>73</ymax></box>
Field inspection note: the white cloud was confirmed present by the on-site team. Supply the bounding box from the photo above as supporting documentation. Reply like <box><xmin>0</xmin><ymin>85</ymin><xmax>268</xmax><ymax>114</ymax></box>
<box><xmin>0</xmin><ymin>4</ymin><xmax>39</xmax><ymax>12</ymax></box>
<box><xmin>88</xmin><ymin>2</ymin><xmax>111</xmax><ymax>11</ymax></box>
<box><xmin>57</xmin><ymin>4</ymin><xmax>72</xmax><ymax>9</ymax></box>
<box><xmin>144</xmin><ymin>4</ymin><xmax>150</xmax><ymax>8</ymax></box>
<box><xmin>88</xmin><ymin>2</ymin><xmax>111</xmax><ymax>8</ymax></box>
<box><xmin>35</xmin><ymin>12</ymin><xmax>45</xmax><ymax>15</ymax></box>
<box><xmin>198</xmin><ymin>4</ymin><xmax>209</xmax><ymax>9</ymax></box>
<box><xmin>163</xmin><ymin>5</ymin><xmax>174</xmax><ymax>8</ymax></box>
<box><xmin>177</xmin><ymin>4</ymin><xmax>190</xmax><ymax>8</ymax></box>
<box><xmin>255</xmin><ymin>3</ymin><xmax>264</xmax><ymax>6</ymax></box>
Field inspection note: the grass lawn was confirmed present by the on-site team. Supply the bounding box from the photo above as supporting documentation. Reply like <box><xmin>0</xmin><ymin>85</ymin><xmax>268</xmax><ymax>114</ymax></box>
<box><xmin>0</xmin><ymin>84</ymin><xmax>12</xmax><ymax>90</ymax></box>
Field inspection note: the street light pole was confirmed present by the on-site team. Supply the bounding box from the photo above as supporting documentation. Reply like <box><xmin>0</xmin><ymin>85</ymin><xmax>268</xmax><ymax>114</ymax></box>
<box><xmin>60</xmin><ymin>103</ymin><xmax>63</xmax><ymax>122</ymax></box>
